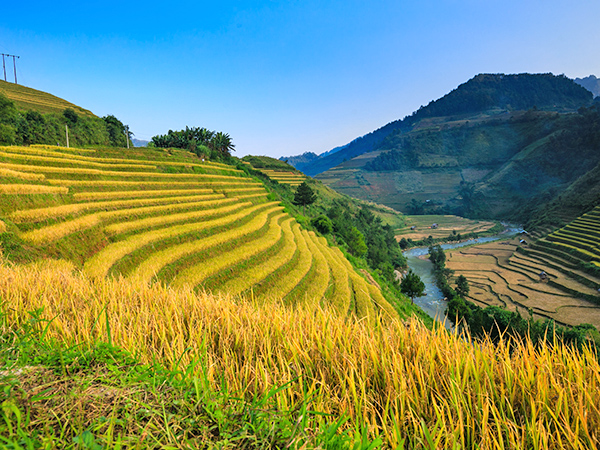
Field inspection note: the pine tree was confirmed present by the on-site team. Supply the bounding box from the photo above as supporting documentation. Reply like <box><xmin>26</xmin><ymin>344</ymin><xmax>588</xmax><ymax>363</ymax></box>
<box><xmin>293</xmin><ymin>182</ymin><xmax>317</xmax><ymax>215</ymax></box>
<box><xmin>401</xmin><ymin>269</ymin><xmax>425</xmax><ymax>303</ymax></box>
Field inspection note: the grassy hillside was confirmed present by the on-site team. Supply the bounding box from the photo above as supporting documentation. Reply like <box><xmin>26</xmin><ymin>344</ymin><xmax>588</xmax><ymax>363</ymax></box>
<box><xmin>1</xmin><ymin>260</ymin><xmax>599</xmax><ymax>449</ymax></box>
<box><xmin>0</xmin><ymin>80</ymin><xmax>95</xmax><ymax>117</ymax></box>
<box><xmin>0</xmin><ymin>144</ymin><xmax>408</xmax><ymax>320</ymax></box>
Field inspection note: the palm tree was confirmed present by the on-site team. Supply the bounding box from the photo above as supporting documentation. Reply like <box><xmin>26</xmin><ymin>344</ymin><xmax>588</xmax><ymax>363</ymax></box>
<box><xmin>210</xmin><ymin>132</ymin><xmax>235</xmax><ymax>157</ymax></box>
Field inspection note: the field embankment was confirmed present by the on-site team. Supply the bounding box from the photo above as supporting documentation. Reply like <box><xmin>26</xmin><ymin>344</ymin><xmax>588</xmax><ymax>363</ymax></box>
<box><xmin>1</xmin><ymin>260</ymin><xmax>599</xmax><ymax>449</ymax></box>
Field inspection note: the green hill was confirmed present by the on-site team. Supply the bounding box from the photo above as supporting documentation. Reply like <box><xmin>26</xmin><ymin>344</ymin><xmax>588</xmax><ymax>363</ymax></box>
<box><xmin>288</xmin><ymin>73</ymin><xmax>593</xmax><ymax>177</ymax></box>
<box><xmin>311</xmin><ymin>75</ymin><xmax>600</xmax><ymax>229</ymax></box>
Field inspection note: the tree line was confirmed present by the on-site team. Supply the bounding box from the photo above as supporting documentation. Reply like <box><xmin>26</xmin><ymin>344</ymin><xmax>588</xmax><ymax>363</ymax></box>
<box><xmin>150</xmin><ymin>127</ymin><xmax>235</xmax><ymax>162</ymax></box>
<box><xmin>0</xmin><ymin>93</ymin><xmax>129</xmax><ymax>147</ymax></box>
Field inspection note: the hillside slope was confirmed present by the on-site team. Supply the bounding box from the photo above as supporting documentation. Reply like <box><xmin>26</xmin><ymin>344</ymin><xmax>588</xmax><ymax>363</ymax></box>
<box><xmin>287</xmin><ymin>73</ymin><xmax>593</xmax><ymax>177</ymax></box>
<box><xmin>0</xmin><ymin>80</ymin><xmax>95</xmax><ymax>117</ymax></box>
<box><xmin>0</xmin><ymin>144</ymin><xmax>402</xmax><ymax>320</ymax></box>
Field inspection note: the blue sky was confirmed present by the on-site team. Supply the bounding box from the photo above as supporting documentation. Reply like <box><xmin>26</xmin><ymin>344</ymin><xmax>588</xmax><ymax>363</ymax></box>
<box><xmin>1</xmin><ymin>1</ymin><xmax>599</xmax><ymax>157</ymax></box>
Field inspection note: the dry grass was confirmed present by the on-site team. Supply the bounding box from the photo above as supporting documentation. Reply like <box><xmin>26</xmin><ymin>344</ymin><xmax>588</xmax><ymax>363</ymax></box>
<box><xmin>3</xmin><ymin>260</ymin><xmax>598</xmax><ymax>449</ymax></box>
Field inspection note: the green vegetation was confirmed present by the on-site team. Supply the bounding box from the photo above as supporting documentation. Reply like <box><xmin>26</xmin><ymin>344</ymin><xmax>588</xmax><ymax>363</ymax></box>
<box><xmin>313</xmin><ymin>75</ymin><xmax>600</xmax><ymax>229</ymax></box>
<box><xmin>296</xmin><ymin>73</ymin><xmax>593</xmax><ymax>177</ymax></box>
<box><xmin>400</xmin><ymin>269</ymin><xmax>425</xmax><ymax>303</ymax></box>
<box><xmin>151</xmin><ymin>127</ymin><xmax>235</xmax><ymax>161</ymax></box>
<box><xmin>0</xmin><ymin>86</ymin><xmax>130</xmax><ymax>148</ymax></box>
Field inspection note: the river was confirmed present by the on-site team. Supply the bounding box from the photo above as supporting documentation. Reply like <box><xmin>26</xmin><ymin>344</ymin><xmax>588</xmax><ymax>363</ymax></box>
<box><xmin>403</xmin><ymin>225</ymin><xmax>523</xmax><ymax>326</ymax></box>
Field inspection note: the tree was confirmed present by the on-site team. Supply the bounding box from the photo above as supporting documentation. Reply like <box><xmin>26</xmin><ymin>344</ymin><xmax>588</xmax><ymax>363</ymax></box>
<box><xmin>293</xmin><ymin>182</ymin><xmax>317</xmax><ymax>214</ymax></box>
<box><xmin>456</xmin><ymin>275</ymin><xmax>470</xmax><ymax>298</ymax></box>
<box><xmin>311</xmin><ymin>215</ymin><xmax>333</xmax><ymax>234</ymax></box>
<box><xmin>210</xmin><ymin>131</ymin><xmax>235</xmax><ymax>157</ymax></box>
<box><xmin>346</xmin><ymin>227</ymin><xmax>367</xmax><ymax>257</ymax></box>
<box><xmin>400</xmin><ymin>269</ymin><xmax>425</xmax><ymax>303</ymax></box>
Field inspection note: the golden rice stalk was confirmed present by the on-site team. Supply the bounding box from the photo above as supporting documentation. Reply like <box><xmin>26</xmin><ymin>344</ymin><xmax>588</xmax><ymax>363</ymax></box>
<box><xmin>84</xmin><ymin>202</ymin><xmax>280</xmax><ymax>279</ymax></box>
<box><xmin>22</xmin><ymin>198</ymin><xmax>244</xmax><ymax>245</ymax></box>
<box><xmin>221</xmin><ymin>218</ymin><xmax>297</xmax><ymax>296</ymax></box>
<box><xmin>29</xmin><ymin>144</ymin><xmax>96</xmax><ymax>153</ymax></box>
<box><xmin>3</xmin><ymin>262</ymin><xmax>599</xmax><ymax>449</ymax></box>
<box><xmin>296</xmin><ymin>232</ymin><xmax>331</xmax><ymax>303</ymax></box>
<box><xmin>267</xmin><ymin>228</ymin><xmax>314</xmax><ymax>300</ymax></box>
<box><xmin>10</xmin><ymin>193</ymin><xmax>225</xmax><ymax>223</ymax></box>
<box><xmin>0</xmin><ymin>161</ymin><xmax>245</xmax><ymax>180</ymax></box>
<box><xmin>48</xmin><ymin>179</ymin><xmax>259</xmax><ymax>188</ymax></box>
<box><xmin>74</xmin><ymin>188</ymin><xmax>215</xmax><ymax>201</ymax></box>
<box><xmin>0</xmin><ymin>168</ymin><xmax>46</xmax><ymax>181</ymax></box>
<box><xmin>313</xmin><ymin>237</ymin><xmax>352</xmax><ymax>314</ymax></box>
<box><xmin>170</xmin><ymin>213</ymin><xmax>289</xmax><ymax>289</ymax></box>
<box><xmin>0</xmin><ymin>184</ymin><xmax>68</xmax><ymax>195</ymax></box>
<box><xmin>104</xmin><ymin>198</ymin><xmax>246</xmax><ymax>235</ymax></box>
<box><xmin>0</xmin><ymin>150</ymin><xmax>157</xmax><ymax>170</ymax></box>
<box><xmin>0</xmin><ymin>220</ymin><xmax>6</xmax><ymax>233</ymax></box>
<box><xmin>129</xmin><ymin>207</ymin><xmax>284</xmax><ymax>285</ymax></box>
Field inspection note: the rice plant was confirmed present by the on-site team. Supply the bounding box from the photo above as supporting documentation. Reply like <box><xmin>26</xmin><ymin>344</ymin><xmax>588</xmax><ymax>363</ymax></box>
<box><xmin>0</xmin><ymin>184</ymin><xmax>68</xmax><ymax>194</ymax></box>
<box><xmin>221</xmin><ymin>219</ymin><xmax>298</xmax><ymax>296</ymax></box>
<box><xmin>0</xmin><ymin>167</ymin><xmax>46</xmax><ymax>181</ymax></box>
<box><xmin>83</xmin><ymin>202</ymin><xmax>280</xmax><ymax>279</ymax></box>
<box><xmin>1</xmin><ymin>260</ymin><xmax>598</xmax><ymax>449</ymax></box>
<box><xmin>170</xmin><ymin>213</ymin><xmax>288</xmax><ymax>288</ymax></box>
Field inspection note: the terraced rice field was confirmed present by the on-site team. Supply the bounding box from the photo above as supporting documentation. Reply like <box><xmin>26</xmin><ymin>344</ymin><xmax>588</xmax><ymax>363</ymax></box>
<box><xmin>0</xmin><ymin>145</ymin><xmax>395</xmax><ymax>319</ymax></box>
<box><xmin>445</xmin><ymin>234</ymin><xmax>600</xmax><ymax>328</ymax></box>
<box><xmin>0</xmin><ymin>80</ymin><xmax>96</xmax><ymax>117</ymax></box>
<box><xmin>259</xmin><ymin>168</ymin><xmax>306</xmax><ymax>187</ymax></box>
<box><xmin>396</xmin><ymin>214</ymin><xmax>496</xmax><ymax>241</ymax></box>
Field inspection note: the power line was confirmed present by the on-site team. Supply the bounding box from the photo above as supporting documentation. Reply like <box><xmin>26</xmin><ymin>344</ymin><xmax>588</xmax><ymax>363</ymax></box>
<box><xmin>1</xmin><ymin>54</ymin><xmax>19</xmax><ymax>84</ymax></box>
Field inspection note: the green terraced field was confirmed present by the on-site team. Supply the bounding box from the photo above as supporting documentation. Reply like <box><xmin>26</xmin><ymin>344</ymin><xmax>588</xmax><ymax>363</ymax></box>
<box><xmin>0</xmin><ymin>145</ymin><xmax>398</xmax><ymax>320</ymax></box>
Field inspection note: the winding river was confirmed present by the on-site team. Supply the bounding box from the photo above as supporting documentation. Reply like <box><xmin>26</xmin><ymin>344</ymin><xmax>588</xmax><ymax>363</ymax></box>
<box><xmin>403</xmin><ymin>225</ymin><xmax>523</xmax><ymax>325</ymax></box>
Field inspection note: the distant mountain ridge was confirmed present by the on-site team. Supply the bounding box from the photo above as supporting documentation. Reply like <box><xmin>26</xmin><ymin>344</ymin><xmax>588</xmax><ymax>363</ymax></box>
<box><xmin>305</xmin><ymin>72</ymin><xmax>600</xmax><ymax>228</ymax></box>
<box><xmin>288</xmin><ymin>73</ymin><xmax>593</xmax><ymax>177</ymax></box>
<box><xmin>575</xmin><ymin>75</ymin><xmax>600</xmax><ymax>98</ymax></box>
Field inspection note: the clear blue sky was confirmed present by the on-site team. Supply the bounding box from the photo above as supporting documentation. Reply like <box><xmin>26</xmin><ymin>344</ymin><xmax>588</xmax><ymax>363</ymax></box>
<box><xmin>1</xmin><ymin>1</ymin><xmax>599</xmax><ymax>158</ymax></box>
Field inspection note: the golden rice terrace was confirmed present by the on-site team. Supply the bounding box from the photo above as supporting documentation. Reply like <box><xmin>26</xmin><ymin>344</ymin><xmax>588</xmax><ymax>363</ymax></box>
<box><xmin>0</xmin><ymin>145</ymin><xmax>396</xmax><ymax>318</ymax></box>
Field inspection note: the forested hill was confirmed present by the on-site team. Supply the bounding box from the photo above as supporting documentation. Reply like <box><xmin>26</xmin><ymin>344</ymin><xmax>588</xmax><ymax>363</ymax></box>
<box><xmin>288</xmin><ymin>73</ymin><xmax>594</xmax><ymax>177</ymax></box>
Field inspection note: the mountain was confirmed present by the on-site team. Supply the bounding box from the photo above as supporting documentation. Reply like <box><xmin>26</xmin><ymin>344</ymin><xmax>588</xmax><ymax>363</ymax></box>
<box><xmin>312</xmin><ymin>73</ymin><xmax>599</xmax><ymax>228</ymax></box>
<box><xmin>301</xmin><ymin>73</ymin><xmax>592</xmax><ymax>177</ymax></box>
<box><xmin>575</xmin><ymin>75</ymin><xmax>600</xmax><ymax>98</ymax></box>
<box><xmin>132</xmin><ymin>138</ymin><xmax>149</xmax><ymax>147</ymax></box>
<box><xmin>280</xmin><ymin>144</ymin><xmax>349</xmax><ymax>173</ymax></box>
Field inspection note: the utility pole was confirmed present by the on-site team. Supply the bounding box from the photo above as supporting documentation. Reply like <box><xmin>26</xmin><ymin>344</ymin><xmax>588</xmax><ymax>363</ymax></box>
<box><xmin>65</xmin><ymin>125</ymin><xmax>69</xmax><ymax>148</ymax></box>
<box><xmin>125</xmin><ymin>125</ymin><xmax>129</xmax><ymax>149</ymax></box>
<box><xmin>12</xmin><ymin>55</ymin><xmax>19</xmax><ymax>84</ymax></box>
<box><xmin>1</xmin><ymin>54</ymin><xmax>19</xmax><ymax>83</ymax></box>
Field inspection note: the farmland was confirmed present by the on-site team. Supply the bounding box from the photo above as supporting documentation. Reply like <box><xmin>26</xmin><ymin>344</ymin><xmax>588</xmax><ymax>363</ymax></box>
<box><xmin>0</xmin><ymin>144</ymin><xmax>399</xmax><ymax>320</ymax></box>
<box><xmin>445</xmin><ymin>213</ymin><xmax>600</xmax><ymax>329</ymax></box>
<box><xmin>396</xmin><ymin>214</ymin><xmax>497</xmax><ymax>241</ymax></box>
